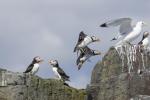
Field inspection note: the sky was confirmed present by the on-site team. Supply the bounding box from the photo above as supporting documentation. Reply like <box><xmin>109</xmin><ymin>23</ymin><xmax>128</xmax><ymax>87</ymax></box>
<box><xmin>0</xmin><ymin>0</ymin><xmax>150</xmax><ymax>89</ymax></box>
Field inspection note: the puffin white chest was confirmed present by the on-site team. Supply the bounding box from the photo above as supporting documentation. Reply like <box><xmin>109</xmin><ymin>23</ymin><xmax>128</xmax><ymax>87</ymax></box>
<box><xmin>78</xmin><ymin>36</ymin><xmax>92</xmax><ymax>48</ymax></box>
<box><xmin>52</xmin><ymin>67</ymin><xmax>61</xmax><ymax>79</ymax></box>
<box><xmin>143</xmin><ymin>38</ymin><xmax>149</xmax><ymax>48</ymax></box>
<box><xmin>31</xmin><ymin>63</ymin><xmax>39</xmax><ymax>75</ymax></box>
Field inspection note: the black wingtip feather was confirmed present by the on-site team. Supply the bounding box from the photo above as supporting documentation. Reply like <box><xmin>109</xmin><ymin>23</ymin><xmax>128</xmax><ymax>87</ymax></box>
<box><xmin>100</xmin><ymin>23</ymin><xmax>107</xmax><ymax>27</ymax></box>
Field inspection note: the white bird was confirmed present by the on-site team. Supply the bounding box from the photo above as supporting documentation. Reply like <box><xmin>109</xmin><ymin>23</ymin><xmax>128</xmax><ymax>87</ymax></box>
<box><xmin>74</xmin><ymin>31</ymin><xmax>100</xmax><ymax>53</ymax></box>
<box><xmin>24</xmin><ymin>56</ymin><xmax>43</xmax><ymax>75</ymax></box>
<box><xmin>100</xmin><ymin>18</ymin><xmax>147</xmax><ymax>43</ymax></box>
<box><xmin>138</xmin><ymin>31</ymin><xmax>149</xmax><ymax>49</ymax></box>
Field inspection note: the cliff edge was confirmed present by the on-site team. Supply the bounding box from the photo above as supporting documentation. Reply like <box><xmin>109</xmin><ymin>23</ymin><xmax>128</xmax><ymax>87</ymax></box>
<box><xmin>0</xmin><ymin>68</ymin><xmax>86</xmax><ymax>100</ymax></box>
<box><xmin>87</xmin><ymin>43</ymin><xmax>150</xmax><ymax>100</ymax></box>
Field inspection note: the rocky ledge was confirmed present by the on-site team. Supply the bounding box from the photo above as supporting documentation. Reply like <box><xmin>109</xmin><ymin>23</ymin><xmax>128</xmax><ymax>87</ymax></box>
<box><xmin>0</xmin><ymin>68</ymin><xmax>86</xmax><ymax>100</ymax></box>
<box><xmin>87</xmin><ymin>43</ymin><xmax>150</xmax><ymax>100</ymax></box>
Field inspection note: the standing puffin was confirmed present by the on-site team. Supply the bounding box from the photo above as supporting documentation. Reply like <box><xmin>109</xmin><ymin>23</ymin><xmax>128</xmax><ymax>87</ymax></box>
<box><xmin>49</xmin><ymin>60</ymin><xmax>70</xmax><ymax>82</ymax></box>
<box><xmin>76</xmin><ymin>46</ymin><xmax>101</xmax><ymax>70</ymax></box>
<box><xmin>74</xmin><ymin>31</ymin><xmax>100</xmax><ymax>53</ymax></box>
<box><xmin>24</xmin><ymin>56</ymin><xmax>43</xmax><ymax>75</ymax></box>
<box><xmin>138</xmin><ymin>31</ymin><xmax>149</xmax><ymax>49</ymax></box>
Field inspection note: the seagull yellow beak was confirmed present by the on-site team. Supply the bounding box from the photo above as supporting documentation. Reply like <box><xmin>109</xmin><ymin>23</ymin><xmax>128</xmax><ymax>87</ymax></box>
<box><xmin>143</xmin><ymin>22</ymin><xmax>148</xmax><ymax>26</ymax></box>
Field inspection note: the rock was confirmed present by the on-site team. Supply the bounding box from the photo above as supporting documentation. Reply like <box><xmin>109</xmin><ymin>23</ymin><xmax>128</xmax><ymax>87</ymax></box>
<box><xmin>0</xmin><ymin>69</ymin><xmax>87</xmax><ymax>100</ymax></box>
<box><xmin>87</xmin><ymin>43</ymin><xmax>150</xmax><ymax>100</ymax></box>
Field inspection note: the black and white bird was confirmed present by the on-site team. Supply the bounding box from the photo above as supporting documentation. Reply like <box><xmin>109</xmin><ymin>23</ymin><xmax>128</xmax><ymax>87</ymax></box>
<box><xmin>74</xmin><ymin>31</ymin><xmax>100</xmax><ymax>53</ymax></box>
<box><xmin>49</xmin><ymin>60</ymin><xmax>70</xmax><ymax>81</ymax></box>
<box><xmin>100</xmin><ymin>18</ymin><xmax>147</xmax><ymax>43</ymax></box>
<box><xmin>24</xmin><ymin>56</ymin><xmax>43</xmax><ymax>75</ymax></box>
<box><xmin>76</xmin><ymin>46</ymin><xmax>101</xmax><ymax>70</ymax></box>
<box><xmin>138</xmin><ymin>31</ymin><xmax>149</xmax><ymax>49</ymax></box>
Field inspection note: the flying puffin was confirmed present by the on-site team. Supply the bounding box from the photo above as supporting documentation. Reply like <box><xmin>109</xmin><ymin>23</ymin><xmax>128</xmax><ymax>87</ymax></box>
<box><xmin>24</xmin><ymin>56</ymin><xmax>43</xmax><ymax>75</ymax></box>
<box><xmin>49</xmin><ymin>60</ymin><xmax>70</xmax><ymax>82</ymax></box>
<box><xmin>74</xmin><ymin>31</ymin><xmax>100</xmax><ymax>53</ymax></box>
<box><xmin>138</xmin><ymin>31</ymin><xmax>149</xmax><ymax>49</ymax></box>
<box><xmin>76</xmin><ymin>46</ymin><xmax>101</xmax><ymax>70</ymax></box>
<box><xmin>100</xmin><ymin>18</ymin><xmax>147</xmax><ymax>43</ymax></box>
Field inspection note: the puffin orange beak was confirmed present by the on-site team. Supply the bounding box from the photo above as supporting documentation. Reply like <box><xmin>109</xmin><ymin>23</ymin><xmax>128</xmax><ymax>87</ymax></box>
<box><xmin>49</xmin><ymin>60</ymin><xmax>52</xmax><ymax>64</ymax></box>
<box><xmin>97</xmin><ymin>38</ymin><xmax>100</xmax><ymax>42</ymax></box>
<box><xmin>39</xmin><ymin>59</ymin><xmax>44</xmax><ymax>63</ymax></box>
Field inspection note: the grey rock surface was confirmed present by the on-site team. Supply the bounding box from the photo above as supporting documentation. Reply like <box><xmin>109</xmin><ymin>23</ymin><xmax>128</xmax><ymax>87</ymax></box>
<box><xmin>0</xmin><ymin>68</ymin><xmax>86</xmax><ymax>100</ymax></box>
<box><xmin>87</xmin><ymin>43</ymin><xmax>150</xmax><ymax>100</ymax></box>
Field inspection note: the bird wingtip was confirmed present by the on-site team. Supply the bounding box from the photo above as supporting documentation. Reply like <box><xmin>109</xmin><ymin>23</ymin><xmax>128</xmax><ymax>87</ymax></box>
<box><xmin>100</xmin><ymin>23</ymin><xmax>107</xmax><ymax>27</ymax></box>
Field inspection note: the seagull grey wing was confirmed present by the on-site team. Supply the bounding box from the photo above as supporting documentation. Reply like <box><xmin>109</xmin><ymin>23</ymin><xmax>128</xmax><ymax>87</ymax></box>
<box><xmin>57</xmin><ymin>67</ymin><xmax>70</xmax><ymax>79</ymax></box>
<box><xmin>24</xmin><ymin>63</ymin><xmax>33</xmax><ymax>73</ymax></box>
<box><xmin>100</xmin><ymin>18</ymin><xmax>132</xmax><ymax>27</ymax></box>
<box><xmin>119</xmin><ymin>20</ymin><xmax>132</xmax><ymax>35</ymax></box>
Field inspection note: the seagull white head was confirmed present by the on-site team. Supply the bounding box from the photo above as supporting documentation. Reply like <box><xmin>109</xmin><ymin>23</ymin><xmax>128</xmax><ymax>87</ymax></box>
<box><xmin>137</xmin><ymin>21</ymin><xmax>147</xmax><ymax>26</ymax></box>
<box><xmin>49</xmin><ymin>60</ymin><xmax>58</xmax><ymax>66</ymax></box>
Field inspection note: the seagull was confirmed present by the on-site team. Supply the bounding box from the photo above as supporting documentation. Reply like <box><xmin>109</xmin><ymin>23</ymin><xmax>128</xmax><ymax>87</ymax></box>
<box><xmin>24</xmin><ymin>56</ymin><xmax>43</xmax><ymax>75</ymax></box>
<box><xmin>100</xmin><ymin>18</ymin><xmax>147</xmax><ymax>43</ymax></box>
<box><xmin>74</xmin><ymin>31</ymin><xmax>100</xmax><ymax>53</ymax></box>
<box><xmin>138</xmin><ymin>31</ymin><xmax>149</xmax><ymax>49</ymax></box>
<box><xmin>76</xmin><ymin>46</ymin><xmax>101</xmax><ymax>70</ymax></box>
<box><xmin>49</xmin><ymin>60</ymin><xmax>70</xmax><ymax>82</ymax></box>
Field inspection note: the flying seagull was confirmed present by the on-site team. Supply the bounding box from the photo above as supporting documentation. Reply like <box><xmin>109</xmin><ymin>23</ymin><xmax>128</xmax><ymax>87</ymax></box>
<box><xmin>74</xmin><ymin>31</ymin><xmax>100</xmax><ymax>53</ymax></box>
<box><xmin>138</xmin><ymin>31</ymin><xmax>149</xmax><ymax>49</ymax></box>
<box><xmin>24</xmin><ymin>56</ymin><xmax>43</xmax><ymax>75</ymax></box>
<box><xmin>76</xmin><ymin>46</ymin><xmax>101</xmax><ymax>70</ymax></box>
<box><xmin>49</xmin><ymin>60</ymin><xmax>70</xmax><ymax>82</ymax></box>
<box><xmin>100</xmin><ymin>18</ymin><xmax>147</xmax><ymax>43</ymax></box>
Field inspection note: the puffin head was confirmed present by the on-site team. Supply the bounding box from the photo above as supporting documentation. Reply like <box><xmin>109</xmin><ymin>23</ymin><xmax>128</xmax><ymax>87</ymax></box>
<box><xmin>93</xmin><ymin>50</ymin><xmax>101</xmax><ymax>55</ymax></box>
<box><xmin>143</xmin><ymin>31</ymin><xmax>149</xmax><ymax>38</ymax></box>
<box><xmin>91</xmin><ymin>36</ymin><xmax>100</xmax><ymax>42</ymax></box>
<box><xmin>33</xmin><ymin>56</ymin><xmax>43</xmax><ymax>63</ymax></box>
<box><xmin>49</xmin><ymin>60</ymin><xmax>58</xmax><ymax>66</ymax></box>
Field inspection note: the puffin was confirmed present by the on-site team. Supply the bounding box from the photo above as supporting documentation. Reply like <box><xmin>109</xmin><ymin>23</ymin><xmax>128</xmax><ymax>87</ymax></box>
<box><xmin>24</xmin><ymin>56</ymin><xmax>43</xmax><ymax>75</ymax></box>
<box><xmin>74</xmin><ymin>31</ymin><xmax>100</xmax><ymax>53</ymax></box>
<box><xmin>49</xmin><ymin>60</ymin><xmax>70</xmax><ymax>82</ymax></box>
<box><xmin>76</xmin><ymin>46</ymin><xmax>101</xmax><ymax>70</ymax></box>
<box><xmin>138</xmin><ymin>31</ymin><xmax>149</xmax><ymax>49</ymax></box>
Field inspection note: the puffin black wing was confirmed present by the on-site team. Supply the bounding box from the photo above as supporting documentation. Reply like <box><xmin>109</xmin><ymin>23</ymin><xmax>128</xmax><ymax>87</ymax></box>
<box><xmin>24</xmin><ymin>63</ymin><xmax>34</xmax><ymax>73</ymax></box>
<box><xmin>76</xmin><ymin>51</ymin><xmax>85</xmax><ymax>65</ymax></box>
<box><xmin>82</xmin><ymin>46</ymin><xmax>93</xmax><ymax>55</ymax></box>
<box><xmin>138</xmin><ymin>35</ymin><xmax>145</xmax><ymax>45</ymax></box>
<box><xmin>74</xmin><ymin>31</ymin><xmax>87</xmax><ymax>52</ymax></box>
<box><xmin>138</xmin><ymin>40</ymin><xmax>143</xmax><ymax>45</ymax></box>
<box><xmin>57</xmin><ymin>67</ymin><xmax>70</xmax><ymax>81</ymax></box>
<box><xmin>77</xmin><ymin>46</ymin><xmax>93</xmax><ymax>64</ymax></box>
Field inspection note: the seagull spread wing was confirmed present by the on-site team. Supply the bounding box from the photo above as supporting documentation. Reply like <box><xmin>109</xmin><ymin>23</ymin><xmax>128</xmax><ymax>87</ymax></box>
<box><xmin>101</xmin><ymin>18</ymin><xmax>133</xmax><ymax>35</ymax></box>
